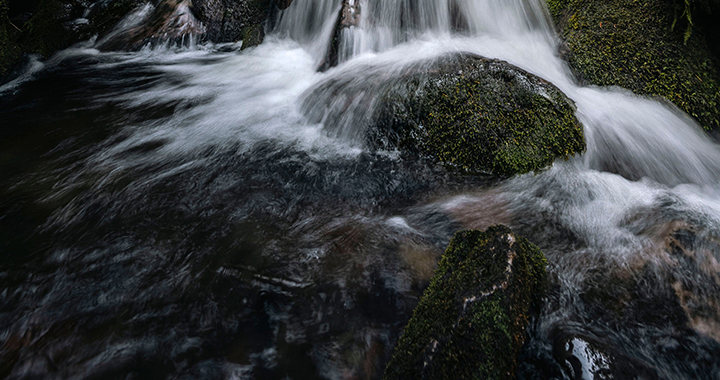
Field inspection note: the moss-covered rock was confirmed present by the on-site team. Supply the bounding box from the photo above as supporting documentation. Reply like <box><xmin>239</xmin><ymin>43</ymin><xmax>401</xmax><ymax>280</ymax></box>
<box><xmin>377</xmin><ymin>53</ymin><xmax>586</xmax><ymax>177</ymax></box>
<box><xmin>547</xmin><ymin>0</ymin><xmax>720</xmax><ymax>132</ymax></box>
<box><xmin>384</xmin><ymin>225</ymin><xmax>547</xmax><ymax>380</ymax></box>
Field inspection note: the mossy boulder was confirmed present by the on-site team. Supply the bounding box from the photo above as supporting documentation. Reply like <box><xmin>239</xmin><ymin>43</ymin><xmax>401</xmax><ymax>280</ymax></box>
<box><xmin>377</xmin><ymin>53</ymin><xmax>586</xmax><ymax>177</ymax></box>
<box><xmin>384</xmin><ymin>225</ymin><xmax>547</xmax><ymax>380</ymax></box>
<box><xmin>547</xmin><ymin>0</ymin><xmax>720</xmax><ymax>132</ymax></box>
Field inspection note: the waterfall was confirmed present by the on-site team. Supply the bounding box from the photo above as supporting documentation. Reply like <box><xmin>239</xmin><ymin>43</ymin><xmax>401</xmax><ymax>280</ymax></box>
<box><xmin>1</xmin><ymin>0</ymin><xmax>719</xmax><ymax>378</ymax></box>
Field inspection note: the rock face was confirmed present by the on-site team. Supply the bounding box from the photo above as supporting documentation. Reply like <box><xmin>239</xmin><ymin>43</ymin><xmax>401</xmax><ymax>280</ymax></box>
<box><xmin>384</xmin><ymin>225</ymin><xmax>547</xmax><ymax>380</ymax></box>
<box><xmin>547</xmin><ymin>0</ymin><xmax>720</xmax><ymax>132</ymax></box>
<box><xmin>377</xmin><ymin>53</ymin><xmax>586</xmax><ymax>176</ymax></box>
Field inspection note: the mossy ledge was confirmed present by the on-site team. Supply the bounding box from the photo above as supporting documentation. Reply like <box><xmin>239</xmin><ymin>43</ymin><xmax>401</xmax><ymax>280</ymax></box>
<box><xmin>384</xmin><ymin>225</ymin><xmax>547</xmax><ymax>380</ymax></box>
<box><xmin>375</xmin><ymin>53</ymin><xmax>586</xmax><ymax>177</ymax></box>
<box><xmin>547</xmin><ymin>0</ymin><xmax>720</xmax><ymax>132</ymax></box>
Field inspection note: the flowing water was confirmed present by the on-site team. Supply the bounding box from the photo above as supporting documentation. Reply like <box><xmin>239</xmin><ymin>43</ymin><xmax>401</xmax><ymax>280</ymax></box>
<box><xmin>2</xmin><ymin>0</ymin><xmax>720</xmax><ymax>379</ymax></box>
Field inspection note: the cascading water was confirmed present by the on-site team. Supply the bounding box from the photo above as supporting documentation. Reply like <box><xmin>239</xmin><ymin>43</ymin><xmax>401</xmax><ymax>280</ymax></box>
<box><xmin>1</xmin><ymin>0</ymin><xmax>719</xmax><ymax>379</ymax></box>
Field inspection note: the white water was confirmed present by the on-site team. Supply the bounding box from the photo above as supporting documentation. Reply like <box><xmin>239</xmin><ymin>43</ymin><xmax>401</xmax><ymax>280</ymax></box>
<box><xmin>5</xmin><ymin>0</ymin><xmax>720</xmax><ymax>378</ymax></box>
<box><xmin>87</xmin><ymin>0</ymin><xmax>720</xmax><ymax>339</ymax></box>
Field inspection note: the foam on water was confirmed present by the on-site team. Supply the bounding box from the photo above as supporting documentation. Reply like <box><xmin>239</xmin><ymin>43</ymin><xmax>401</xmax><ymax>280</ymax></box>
<box><xmin>3</xmin><ymin>0</ymin><xmax>720</xmax><ymax>378</ymax></box>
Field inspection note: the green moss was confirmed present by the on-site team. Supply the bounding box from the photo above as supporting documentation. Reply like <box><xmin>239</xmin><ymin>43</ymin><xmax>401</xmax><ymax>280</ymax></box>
<box><xmin>240</xmin><ymin>22</ymin><xmax>264</xmax><ymax>50</ymax></box>
<box><xmin>548</xmin><ymin>0</ymin><xmax>720</xmax><ymax>131</ymax></box>
<box><xmin>384</xmin><ymin>225</ymin><xmax>547</xmax><ymax>380</ymax></box>
<box><xmin>378</xmin><ymin>54</ymin><xmax>585</xmax><ymax>177</ymax></box>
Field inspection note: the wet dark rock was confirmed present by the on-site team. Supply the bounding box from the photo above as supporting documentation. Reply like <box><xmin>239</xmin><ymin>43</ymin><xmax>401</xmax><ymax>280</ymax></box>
<box><xmin>319</xmin><ymin>0</ymin><xmax>361</xmax><ymax>71</ymax></box>
<box><xmin>192</xmin><ymin>0</ymin><xmax>292</xmax><ymax>49</ymax></box>
<box><xmin>97</xmin><ymin>0</ymin><xmax>204</xmax><ymax>51</ymax></box>
<box><xmin>0</xmin><ymin>0</ymin><xmax>144</xmax><ymax>79</ymax></box>
<box><xmin>384</xmin><ymin>225</ymin><xmax>547</xmax><ymax>380</ymax></box>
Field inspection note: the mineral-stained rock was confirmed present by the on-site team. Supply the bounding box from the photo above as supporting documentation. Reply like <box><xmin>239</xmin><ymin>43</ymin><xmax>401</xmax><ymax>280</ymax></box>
<box><xmin>384</xmin><ymin>225</ymin><xmax>547</xmax><ymax>380</ymax></box>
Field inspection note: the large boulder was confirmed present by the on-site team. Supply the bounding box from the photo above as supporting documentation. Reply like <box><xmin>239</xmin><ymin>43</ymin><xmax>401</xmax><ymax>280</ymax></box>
<box><xmin>304</xmin><ymin>53</ymin><xmax>585</xmax><ymax>177</ymax></box>
<box><xmin>547</xmin><ymin>0</ymin><xmax>720</xmax><ymax>132</ymax></box>
<box><xmin>384</xmin><ymin>225</ymin><xmax>547</xmax><ymax>379</ymax></box>
<box><xmin>378</xmin><ymin>54</ymin><xmax>586</xmax><ymax>176</ymax></box>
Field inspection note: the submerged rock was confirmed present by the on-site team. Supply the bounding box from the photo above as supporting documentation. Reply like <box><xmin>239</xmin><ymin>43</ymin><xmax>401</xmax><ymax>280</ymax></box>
<box><xmin>547</xmin><ymin>0</ymin><xmax>720</xmax><ymax>132</ymax></box>
<box><xmin>384</xmin><ymin>225</ymin><xmax>547</xmax><ymax>380</ymax></box>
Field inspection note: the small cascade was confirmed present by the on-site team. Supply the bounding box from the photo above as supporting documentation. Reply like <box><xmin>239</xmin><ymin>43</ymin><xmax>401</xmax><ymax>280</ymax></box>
<box><xmin>1</xmin><ymin>0</ymin><xmax>720</xmax><ymax>378</ymax></box>
<box><xmin>273</xmin><ymin>0</ymin><xmax>554</xmax><ymax>68</ymax></box>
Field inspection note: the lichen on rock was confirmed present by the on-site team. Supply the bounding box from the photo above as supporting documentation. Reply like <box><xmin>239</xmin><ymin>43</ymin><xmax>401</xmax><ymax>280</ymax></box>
<box><xmin>384</xmin><ymin>225</ymin><xmax>547</xmax><ymax>380</ymax></box>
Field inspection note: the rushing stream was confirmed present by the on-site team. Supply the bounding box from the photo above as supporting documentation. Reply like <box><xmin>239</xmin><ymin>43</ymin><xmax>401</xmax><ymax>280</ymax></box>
<box><xmin>2</xmin><ymin>0</ymin><xmax>720</xmax><ymax>378</ymax></box>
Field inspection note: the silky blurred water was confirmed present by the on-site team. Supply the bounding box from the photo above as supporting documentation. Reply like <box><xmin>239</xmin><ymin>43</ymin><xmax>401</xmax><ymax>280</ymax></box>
<box><xmin>1</xmin><ymin>0</ymin><xmax>719</xmax><ymax>379</ymax></box>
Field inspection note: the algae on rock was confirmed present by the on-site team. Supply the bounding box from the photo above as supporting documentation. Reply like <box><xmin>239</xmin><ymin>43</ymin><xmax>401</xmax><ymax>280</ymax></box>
<box><xmin>547</xmin><ymin>0</ymin><xmax>720</xmax><ymax>132</ymax></box>
<box><xmin>384</xmin><ymin>225</ymin><xmax>547</xmax><ymax>380</ymax></box>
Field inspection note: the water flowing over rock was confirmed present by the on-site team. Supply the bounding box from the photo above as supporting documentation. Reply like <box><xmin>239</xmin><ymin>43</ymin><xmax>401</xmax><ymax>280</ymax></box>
<box><xmin>192</xmin><ymin>0</ymin><xmax>291</xmax><ymax>48</ymax></box>
<box><xmin>319</xmin><ymin>0</ymin><xmax>361</xmax><ymax>71</ymax></box>
<box><xmin>3</xmin><ymin>0</ymin><xmax>720</xmax><ymax>378</ymax></box>
<box><xmin>304</xmin><ymin>52</ymin><xmax>585</xmax><ymax>176</ymax></box>
<box><xmin>97</xmin><ymin>0</ymin><xmax>205</xmax><ymax>51</ymax></box>
<box><xmin>384</xmin><ymin>226</ymin><xmax>547</xmax><ymax>379</ymax></box>
<box><xmin>548</xmin><ymin>0</ymin><xmax>720</xmax><ymax>132</ymax></box>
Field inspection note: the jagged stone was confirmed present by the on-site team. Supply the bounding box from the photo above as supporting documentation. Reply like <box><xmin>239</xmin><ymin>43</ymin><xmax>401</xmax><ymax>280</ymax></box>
<box><xmin>192</xmin><ymin>0</ymin><xmax>288</xmax><ymax>48</ymax></box>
